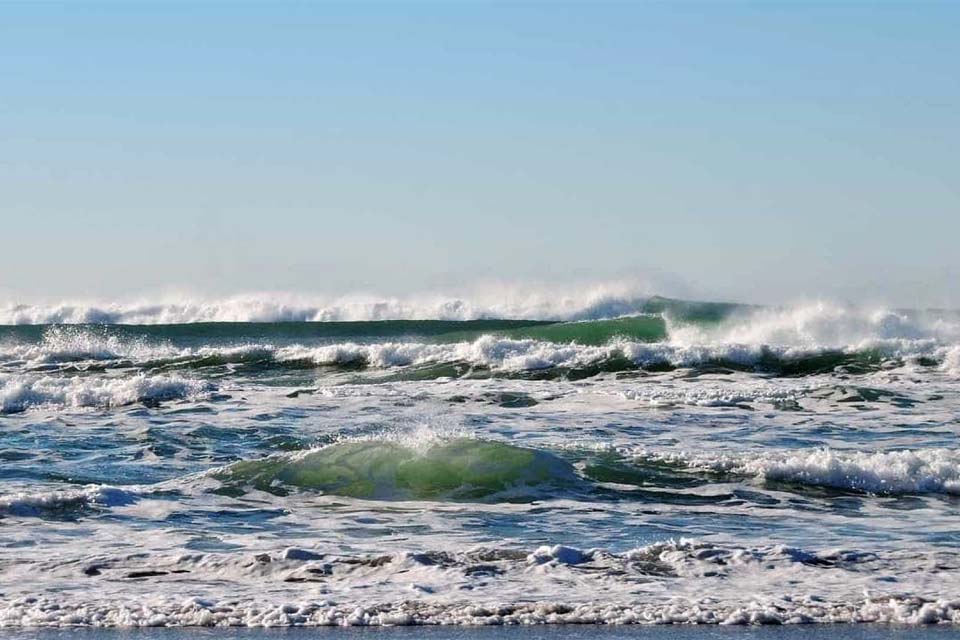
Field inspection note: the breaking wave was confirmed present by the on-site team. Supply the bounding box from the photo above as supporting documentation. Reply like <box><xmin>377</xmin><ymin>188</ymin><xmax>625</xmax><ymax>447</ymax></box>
<box><xmin>215</xmin><ymin>437</ymin><xmax>577</xmax><ymax>500</ymax></box>
<box><xmin>3</xmin><ymin>330</ymin><xmax>959</xmax><ymax>383</ymax></box>
<box><xmin>1</xmin><ymin>299</ymin><xmax>958</xmax><ymax>380</ymax></box>
<box><xmin>215</xmin><ymin>431</ymin><xmax>960</xmax><ymax>501</ymax></box>
<box><xmin>629</xmin><ymin>447</ymin><xmax>960</xmax><ymax>496</ymax></box>
<box><xmin>0</xmin><ymin>286</ymin><xmax>673</xmax><ymax>325</ymax></box>
<box><xmin>0</xmin><ymin>485</ymin><xmax>140</xmax><ymax>517</ymax></box>
<box><xmin>0</xmin><ymin>373</ymin><xmax>213</xmax><ymax>414</ymax></box>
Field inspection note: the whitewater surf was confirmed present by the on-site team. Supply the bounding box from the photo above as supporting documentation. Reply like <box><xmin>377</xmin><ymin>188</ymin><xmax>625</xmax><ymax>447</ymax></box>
<box><xmin>2</xmin><ymin>295</ymin><xmax>960</xmax><ymax>627</ymax></box>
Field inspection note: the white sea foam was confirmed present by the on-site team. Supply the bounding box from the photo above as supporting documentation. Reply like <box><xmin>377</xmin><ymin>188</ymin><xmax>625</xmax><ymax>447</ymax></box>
<box><xmin>0</xmin><ymin>326</ymin><xmax>183</xmax><ymax>367</ymax></box>
<box><xmin>1</xmin><ymin>540</ymin><xmax>957</xmax><ymax>626</ymax></box>
<box><xmin>281</xmin><ymin>335</ymin><xmax>960</xmax><ymax>372</ymax></box>
<box><xmin>278</xmin><ymin>335</ymin><xmax>624</xmax><ymax>371</ymax></box>
<box><xmin>633</xmin><ymin>447</ymin><xmax>960</xmax><ymax>495</ymax></box>
<box><xmin>2</xmin><ymin>299</ymin><xmax>959</xmax><ymax>379</ymax></box>
<box><xmin>3</xmin><ymin>595</ymin><xmax>958</xmax><ymax>627</ymax></box>
<box><xmin>621</xmin><ymin>378</ymin><xmax>822</xmax><ymax>408</ymax></box>
<box><xmin>6</xmin><ymin>334</ymin><xmax>953</xmax><ymax>376</ymax></box>
<box><xmin>0</xmin><ymin>485</ymin><xmax>139</xmax><ymax>515</ymax></box>
<box><xmin>940</xmin><ymin>345</ymin><xmax>960</xmax><ymax>375</ymax></box>
<box><xmin>0</xmin><ymin>373</ymin><xmax>212</xmax><ymax>414</ymax></box>
<box><xmin>668</xmin><ymin>302</ymin><xmax>960</xmax><ymax>350</ymax></box>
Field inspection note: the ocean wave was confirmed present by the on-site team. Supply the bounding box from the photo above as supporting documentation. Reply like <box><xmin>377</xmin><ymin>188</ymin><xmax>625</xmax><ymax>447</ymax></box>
<box><xmin>632</xmin><ymin>448</ymin><xmax>960</xmax><ymax>496</ymax></box>
<box><xmin>215</xmin><ymin>436</ymin><xmax>577</xmax><ymax>500</ymax></box>
<box><xmin>5</xmin><ymin>333</ymin><xmax>958</xmax><ymax>380</ymax></box>
<box><xmin>2</xmin><ymin>303</ymin><xmax>959</xmax><ymax>385</ymax></box>
<box><xmin>0</xmin><ymin>373</ymin><xmax>213</xmax><ymax>414</ymax></box>
<box><xmin>618</xmin><ymin>379</ymin><xmax>932</xmax><ymax>410</ymax></box>
<box><xmin>261</xmin><ymin>336</ymin><xmax>960</xmax><ymax>376</ymax></box>
<box><xmin>0</xmin><ymin>286</ymin><xmax>660</xmax><ymax>325</ymax></box>
<box><xmin>0</xmin><ymin>485</ymin><xmax>139</xmax><ymax>516</ymax></box>
<box><xmin>277</xmin><ymin>336</ymin><xmax>630</xmax><ymax>371</ymax></box>
<box><xmin>214</xmin><ymin>433</ymin><xmax>960</xmax><ymax>501</ymax></box>
<box><xmin>0</xmin><ymin>326</ymin><xmax>183</xmax><ymax>367</ymax></box>
<box><xmin>668</xmin><ymin>302</ymin><xmax>960</xmax><ymax>350</ymax></box>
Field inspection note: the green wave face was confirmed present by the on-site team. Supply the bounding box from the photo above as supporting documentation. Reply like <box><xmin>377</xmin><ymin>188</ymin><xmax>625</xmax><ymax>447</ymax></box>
<box><xmin>0</xmin><ymin>297</ymin><xmax>744</xmax><ymax>354</ymax></box>
<box><xmin>427</xmin><ymin>298</ymin><xmax>747</xmax><ymax>345</ymax></box>
<box><xmin>216</xmin><ymin>439</ymin><xmax>577</xmax><ymax>501</ymax></box>
<box><xmin>423</xmin><ymin>317</ymin><xmax>666</xmax><ymax>345</ymax></box>
<box><xmin>495</xmin><ymin>315</ymin><xmax>667</xmax><ymax>345</ymax></box>
<box><xmin>0</xmin><ymin>319</ymin><xmax>555</xmax><ymax>345</ymax></box>
<box><xmin>638</xmin><ymin>296</ymin><xmax>749</xmax><ymax>325</ymax></box>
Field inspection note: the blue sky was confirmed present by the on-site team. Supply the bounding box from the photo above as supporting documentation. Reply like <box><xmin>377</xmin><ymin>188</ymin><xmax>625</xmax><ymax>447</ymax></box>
<box><xmin>2</xmin><ymin>2</ymin><xmax>958</xmax><ymax>306</ymax></box>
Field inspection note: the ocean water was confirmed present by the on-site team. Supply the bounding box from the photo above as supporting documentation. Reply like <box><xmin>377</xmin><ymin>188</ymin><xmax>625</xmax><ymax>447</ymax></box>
<box><xmin>2</xmin><ymin>294</ymin><xmax>960</xmax><ymax>628</ymax></box>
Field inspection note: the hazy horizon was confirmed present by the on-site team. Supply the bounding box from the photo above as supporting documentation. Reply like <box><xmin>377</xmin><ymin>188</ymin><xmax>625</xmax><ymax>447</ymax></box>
<box><xmin>3</xmin><ymin>2</ymin><xmax>958</xmax><ymax>308</ymax></box>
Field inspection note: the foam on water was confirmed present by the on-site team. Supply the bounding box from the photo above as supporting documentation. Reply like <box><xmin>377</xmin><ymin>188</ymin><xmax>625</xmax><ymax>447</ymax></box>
<box><xmin>6</xmin><ymin>335</ymin><xmax>953</xmax><ymax>380</ymax></box>
<box><xmin>2</xmin><ymin>300</ymin><xmax>959</xmax><ymax>381</ymax></box>
<box><xmin>0</xmin><ymin>285</ymin><xmax>658</xmax><ymax>325</ymax></box>
<box><xmin>0</xmin><ymin>485</ymin><xmax>140</xmax><ymax>516</ymax></box>
<box><xmin>0</xmin><ymin>372</ymin><xmax>212</xmax><ymax>414</ymax></box>
<box><xmin>667</xmin><ymin>302</ymin><xmax>960</xmax><ymax>347</ymax></box>
<box><xmin>2</xmin><ymin>539</ymin><xmax>959</xmax><ymax>627</ymax></box>
<box><xmin>629</xmin><ymin>447</ymin><xmax>960</xmax><ymax>495</ymax></box>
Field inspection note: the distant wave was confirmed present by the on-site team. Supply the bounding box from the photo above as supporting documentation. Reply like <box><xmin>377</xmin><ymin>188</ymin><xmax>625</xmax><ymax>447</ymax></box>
<box><xmin>0</xmin><ymin>286</ymin><xmax>662</xmax><ymax>325</ymax></box>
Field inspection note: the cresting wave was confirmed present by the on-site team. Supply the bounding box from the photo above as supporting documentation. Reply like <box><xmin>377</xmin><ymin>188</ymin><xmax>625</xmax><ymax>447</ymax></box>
<box><xmin>0</xmin><ymin>286</ymin><xmax>668</xmax><ymax>324</ymax></box>
<box><xmin>627</xmin><ymin>447</ymin><xmax>960</xmax><ymax>496</ymax></box>
<box><xmin>0</xmin><ymin>373</ymin><xmax>212</xmax><ymax>414</ymax></box>
<box><xmin>0</xmin><ymin>485</ymin><xmax>139</xmax><ymax>517</ymax></box>
<box><xmin>3</xmin><ymin>327</ymin><xmax>960</xmax><ymax>382</ymax></box>
<box><xmin>277</xmin><ymin>336</ymin><xmax>960</xmax><ymax>376</ymax></box>
<box><xmin>2</xmin><ymin>299</ymin><xmax>958</xmax><ymax>378</ymax></box>
<box><xmin>212</xmin><ymin>436</ymin><xmax>960</xmax><ymax>500</ymax></box>
<box><xmin>5</xmin><ymin>439</ymin><xmax>954</xmax><ymax>519</ymax></box>
<box><xmin>215</xmin><ymin>437</ymin><xmax>576</xmax><ymax>500</ymax></box>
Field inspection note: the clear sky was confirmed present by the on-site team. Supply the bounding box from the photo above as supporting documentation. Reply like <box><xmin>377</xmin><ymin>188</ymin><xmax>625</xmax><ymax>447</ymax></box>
<box><xmin>2</xmin><ymin>2</ymin><xmax>958</xmax><ymax>307</ymax></box>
